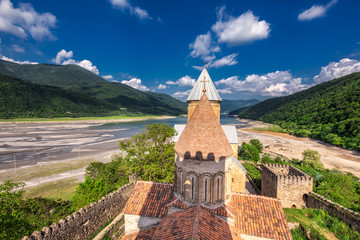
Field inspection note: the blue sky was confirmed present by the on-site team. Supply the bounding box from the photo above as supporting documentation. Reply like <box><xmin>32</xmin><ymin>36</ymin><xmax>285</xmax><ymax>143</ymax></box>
<box><xmin>1</xmin><ymin>0</ymin><xmax>360</xmax><ymax>100</ymax></box>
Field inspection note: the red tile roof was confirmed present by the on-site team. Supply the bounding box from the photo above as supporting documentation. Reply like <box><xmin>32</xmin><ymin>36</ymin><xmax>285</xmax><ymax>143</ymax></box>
<box><xmin>167</xmin><ymin>198</ymin><xmax>191</xmax><ymax>210</ymax></box>
<box><xmin>151</xmin><ymin>206</ymin><xmax>242</xmax><ymax>240</ymax></box>
<box><xmin>121</xmin><ymin>227</ymin><xmax>157</xmax><ymax>240</ymax></box>
<box><xmin>122</xmin><ymin>181</ymin><xmax>174</xmax><ymax>218</ymax></box>
<box><xmin>226</xmin><ymin>193</ymin><xmax>292</xmax><ymax>240</ymax></box>
<box><xmin>174</xmin><ymin>93</ymin><xmax>233</xmax><ymax>161</ymax></box>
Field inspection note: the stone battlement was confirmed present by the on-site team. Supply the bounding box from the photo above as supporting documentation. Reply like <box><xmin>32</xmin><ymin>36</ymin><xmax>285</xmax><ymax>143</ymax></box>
<box><xmin>262</xmin><ymin>164</ymin><xmax>312</xmax><ymax>183</ymax></box>
<box><xmin>261</xmin><ymin>164</ymin><xmax>313</xmax><ymax>208</ymax></box>
<box><xmin>22</xmin><ymin>183</ymin><xmax>135</xmax><ymax>240</ymax></box>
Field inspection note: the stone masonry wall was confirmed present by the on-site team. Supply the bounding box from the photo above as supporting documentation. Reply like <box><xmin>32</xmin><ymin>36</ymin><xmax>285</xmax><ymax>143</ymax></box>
<box><xmin>261</xmin><ymin>164</ymin><xmax>313</xmax><ymax>208</ymax></box>
<box><xmin>306</xmin><ymin>192</ymin><xmax>360</xmax><ymax>232</ymax></box>
<box><xmin>22</xmin><ymin>183</ymin><xmax>135</xmax><ymax>240</ymax></box>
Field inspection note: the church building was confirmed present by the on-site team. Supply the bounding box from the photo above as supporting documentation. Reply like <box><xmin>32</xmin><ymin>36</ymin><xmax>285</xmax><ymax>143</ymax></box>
<box><xmin>121</xmin><ymin>68</ymin><xmax>292</xmax><ymax>240</ymax></box>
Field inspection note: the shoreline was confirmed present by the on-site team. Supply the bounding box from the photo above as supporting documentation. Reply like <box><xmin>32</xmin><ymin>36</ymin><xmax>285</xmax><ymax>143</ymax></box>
<box><xmin>0</xmin><ymin>115</ymin><xmax>176</xmax><ymax>124</ymax></box>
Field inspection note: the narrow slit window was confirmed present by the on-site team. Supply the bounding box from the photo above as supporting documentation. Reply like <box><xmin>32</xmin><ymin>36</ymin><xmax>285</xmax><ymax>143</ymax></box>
<box><xmin>205</xmin><ymin>179</ymin><xmax>208</xmax><ymax>202</ymax></box>
<box><xmin>191</xmin><ymin>177</ymin><xmax>195</xmax><ymax>200</ymax></box>
<box><xmin>217</xmin><ymin>178</ymin><xmax>220</xmax><ymax>201</ymax></box>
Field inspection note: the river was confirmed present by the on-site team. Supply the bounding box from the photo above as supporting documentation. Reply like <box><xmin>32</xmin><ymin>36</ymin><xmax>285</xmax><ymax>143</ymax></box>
<box><xmin>0</xmin><ymin>115</ymin><xmax>243</xmax><ymax>170</ymax></box>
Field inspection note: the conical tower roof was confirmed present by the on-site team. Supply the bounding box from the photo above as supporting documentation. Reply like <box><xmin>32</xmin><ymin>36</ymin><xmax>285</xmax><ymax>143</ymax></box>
<box><xmin>186</xmin><ymin>68</ymin><xmax>222</xmax><ymax>102</ymax></box>
<box><xmin>174</xmin><ymin>93</ymin><xmax>233</xmax><ymax>161</ymax></box>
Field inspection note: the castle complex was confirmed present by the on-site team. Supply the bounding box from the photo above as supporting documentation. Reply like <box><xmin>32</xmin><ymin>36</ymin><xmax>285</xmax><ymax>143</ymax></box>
<box><xmin>120</xmin><ymin>67</ymin><xmax>293</xmax><ymax>240</ymax></box>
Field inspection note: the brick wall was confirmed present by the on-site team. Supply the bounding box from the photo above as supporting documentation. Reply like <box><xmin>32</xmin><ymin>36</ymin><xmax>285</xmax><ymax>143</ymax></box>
<box><xmin>21</xmin><ymin>183</ymin><xmax>135</xmax><ymax>240</ymax></box>
<box><xmin>306</xmin><ymin>192</ymin><xmax>360</xmax><ymax>232</ymax></box>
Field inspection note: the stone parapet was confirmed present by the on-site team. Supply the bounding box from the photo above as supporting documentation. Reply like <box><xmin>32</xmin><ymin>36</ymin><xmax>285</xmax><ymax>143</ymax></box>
<box><xmin>306</xmin><ymin>192</ymin><xmax>360</xmax><ymax>232</ymax></box>
<box><xmin>22</xmin><ymin>183</ymin><xmax>135</xmax><ymax>240</ymax></box>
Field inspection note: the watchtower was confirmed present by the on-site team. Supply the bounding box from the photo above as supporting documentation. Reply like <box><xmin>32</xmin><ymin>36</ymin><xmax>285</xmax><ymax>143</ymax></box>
<box><xmin>261</xmin><ymin>164</ymin><xmax>313</xmax><ymax>208</ymax></box>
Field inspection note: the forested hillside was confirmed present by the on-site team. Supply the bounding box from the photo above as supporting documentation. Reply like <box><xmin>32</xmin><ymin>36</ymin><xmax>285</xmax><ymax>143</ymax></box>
<box><xmin>0</xmin><ymin>74</ymin><xmax>118</xmax><ymax>118</ymax></box>
<box><xmin>239</xmin><ymin>72</ymin><xmax>360</xmax><ymax>150</ymax></box>
<box><xmin>0</xmin><ymin>60</ymin><xmax>186</xmax><ymax>116</ymax></box>
<box><xmin>221</xmin><ymin>99</ymin><xmax>260</xmax><ymax>113</ymax></box>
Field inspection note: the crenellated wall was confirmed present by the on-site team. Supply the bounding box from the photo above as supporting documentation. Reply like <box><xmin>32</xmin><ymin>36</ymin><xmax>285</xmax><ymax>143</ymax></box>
<box><xmin>306</xmin><ymin>192</ymin><xmax>360</xmax><ymax>232</ymax></box>
<box><xmin>261</xmin><ymin>164</ymin><xmax>313</xmax><ymax>208</ymax></box>
<box><xmin>21</xmin><ymin>183</ymin><xmax>135</xmax><ymax>240</ymax></box>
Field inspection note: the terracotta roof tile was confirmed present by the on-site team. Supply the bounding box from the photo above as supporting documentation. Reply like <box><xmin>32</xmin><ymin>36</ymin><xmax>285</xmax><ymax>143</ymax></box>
<box><xmin>174</xmin><ymin>93</ymin><xmax>233</xmax><ymax>161</ymax></box>
<box><xmin>151</xmin><ymin>205</ymin><xmax>241</xmax><ymax>240</ymax></box>
<box><xmin>203</xmin><ymin>204</ymin><xmax>232</xmax><ymax>217</ymax></box>
<box><xmin>226</xmin><ymin>193</ymin><xmax>292</xmax><ymax>240</ymax></box>
<box><xmin>122</xmin><ymin>181</ymin><xmax>174</xmax><ymax>218</ymax></box>
<box><xmin>167</xmin><ymin>198</ymin><xmax>191</xmax><ymax>210</ymax></box>
<box><xmin>121</xmin><ymin>227</ymin><xmax>157</xmax><ymax>240</ymax></box>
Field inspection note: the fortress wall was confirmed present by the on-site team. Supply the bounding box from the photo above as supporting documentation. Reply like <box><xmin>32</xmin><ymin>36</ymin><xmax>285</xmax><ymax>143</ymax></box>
<box><xmin>306</xmin><ymin>192</ymin><xmax>360</xmax><ymax>232</ymax></box>
<box><xmin>277</xmin><ymin>175</ymin><xmax>313</xmax><ymax>208</ymax></box>
<box><xmin>22</xmin><ymin>183</ymin><xmax>135</xmax><ymax>240</ymax></box>
<box><xmin>261</xmin><ymin>165</ymin><xmax>278</xmax><ymax>198</ymax></box>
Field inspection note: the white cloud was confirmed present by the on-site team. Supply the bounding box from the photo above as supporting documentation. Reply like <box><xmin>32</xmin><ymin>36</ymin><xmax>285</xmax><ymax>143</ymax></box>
<box><xmin>298</xmin><ymin>0</ymin><xmax>338</xmax><ymax>21</ymax></box>
<box><xmin>52</xmin><ymin>49</ymin><xmax>100</xmax><ymax>75</ymax></box>
<box><xmin>110</xmin><ymin>0</ymin><xmax>151</xmax><ymax>20</ymax></box>
<box><xmin>166</xmin><ymin>75</ymin><xmax>195</xmax><ymax>87</ymax></box>
<box><xmin>12</xmin><ymin>44</ymin><xmax>24</xmax><ymax>53</ymax></box>
<box><xmin>1</xmin><ymin>55</ymin><xmax>38</xmax><ymax>64</ymax></box>
<box><xmin>121</xmin><ymin>78</ymin><xmax>150</xmax><ymax>91</ymax></box>
<box><xmin>52</xmin><ymin>49</ymin><xmax>73</xmax><ymax>64</ymax></box>
<box><xmin>208</xmin><ymin>53</ymin><xmax>238</xmax><ymax>68</ymax></box>
<box><xmin>0</xmin><ymin>0</ymin><xmax>56</xmax><ymax>40</ymax></box>
<box><xmin>217</xmin><ymin>88</ymin><xmax>232</xmax><ymax>94</ymax></box>
<box><xmin>172</xmin><ymin>89</ymin><xmax>192</xmax><ymax>99</ymax></box>
<box><xmin>211</xmin><ymin>8</ymin><xmax>270</xmax><ymax>46</ymax></box>
<box><xmin>189</xmin><ymin>32</ymin><xmax>220</xmax><ymax>61</ymax></box>
<box><xmin>313</xmin><ymin>58</ymin><xmax>360</xmax><ymax>84</ymax></box>
<box><xmin>215</xmin><ymin>71</ymin><xmax>310</xmax><ymax>97</ymax></box>
<box><xmin>157</xmin><ymin>84</ymin><xmax>167</xmax><ymax>89</ymax></box>
<box><xmin>102</xmin><ymin>75</ymin><xmax>114</xmax><ymax>80</ymax></box>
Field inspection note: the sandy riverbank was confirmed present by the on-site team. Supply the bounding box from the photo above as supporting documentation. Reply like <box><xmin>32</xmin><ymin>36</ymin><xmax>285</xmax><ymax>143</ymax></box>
<box><xmin>236</xmin><ymin>120</ymin><xmax>360</xmax><ymax>177</ymax></box>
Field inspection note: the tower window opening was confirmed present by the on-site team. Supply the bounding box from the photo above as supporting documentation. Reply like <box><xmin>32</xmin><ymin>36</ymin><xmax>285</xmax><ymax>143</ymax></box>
<box><xmin>205</xmin><ymin>179</ymin><xmax>208</xmax><ymax>202</ymax></box>
<box><xmin>181</xmin><ymin>172</ymin><xmax>184</xmax><ymax>194</ymax></box>
<box><xmin>191</xmin><ymin>177</ymin><xmax>195</xmax><ymax>200</ymax></box>
<box><xmin>217</xmin><ymin>178</ymin><xmax>220</xmax><ymax>201</ymax></box>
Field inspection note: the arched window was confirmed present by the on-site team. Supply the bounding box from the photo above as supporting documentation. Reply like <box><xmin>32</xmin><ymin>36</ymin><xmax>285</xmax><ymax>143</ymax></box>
<box><xmin>205</xmin><ymin>178</ymin><xmax>208</xmax><ymax>202</ymax></box>
<box><xmin>214</xmin><ymin>174</ymin><xmax>223</xmax><ymax>201</ymax></box>
<box><xmin>217</xmin><ymin>178</ymin><xmax>220</xmax><ymax>201</ymax></box>
<box><xmin>191</xmin><ymin>176</ymin><xmax>195</xmax><ymax>200</ymax></box>
<box><xmin>181</xmin><ymin>172</ymin><xmax>184</xmax><ymax>194</ymax></box>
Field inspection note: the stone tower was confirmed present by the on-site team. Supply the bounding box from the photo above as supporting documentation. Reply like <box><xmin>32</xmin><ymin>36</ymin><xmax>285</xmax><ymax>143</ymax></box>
<box><xmin>186</xmin><ymin>67</ymin><xmax>221</xmax><ymax>122</ymax></box>
<box><xmin>174</xmin><ymin>93</ymin><xmax>245</xmax><ymax>206</ymax></box>
<box><xmin>261</xmin><ymin>164</ymin><xmax>313</xmax><ymax>208</ymax></box>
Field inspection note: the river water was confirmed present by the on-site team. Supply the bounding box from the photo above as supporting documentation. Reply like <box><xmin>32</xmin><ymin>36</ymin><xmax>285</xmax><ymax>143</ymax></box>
<box><xmin>0</xmin><ymin>115</ymin><xmax>243</xmax><ymax>170</ymax></box>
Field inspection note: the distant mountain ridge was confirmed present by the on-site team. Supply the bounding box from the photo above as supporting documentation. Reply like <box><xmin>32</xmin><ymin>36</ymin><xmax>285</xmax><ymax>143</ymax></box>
<box><xmin>0</xmin><ymin>60</ymin><xmax>186</xmax><ymax>116</ymax></box>
<box><xmin>238</xmin><ymin>72</ymin><xmax>360</xmax><ymax>151</ymax></box>
<box><xmin>0</xmin><ymin>74</ymin><xmax>118</xmax><ymax>118</ymax></box>
<box><xmin>220</xmin><ymin>99</ymin><xmax>260</xmax><ymax>113</ymax></box>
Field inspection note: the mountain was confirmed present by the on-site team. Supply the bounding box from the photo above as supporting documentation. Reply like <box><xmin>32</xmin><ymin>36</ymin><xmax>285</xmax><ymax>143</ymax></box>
<box><xmin>0</xmin><ymin>74</ymin><xmax>118</xmax><ymax>118</ymax></box>
<box><xmin>0</xmin><ymin>60</ymin><xmax>186</xmax><ymax>115</ymax></box>
<box><xmin>221</xmin><ymin>99</ymin><xmax>260</xmax><ymax>113</ymax></box>
<box><xmin>238</xmin><ymin>72</ymin><xmax>360</xmax><ymax>151</ymax></box>
<box><xmin>228</xmin><ymin>106</ymin><xmax>251</xmax><ymax>116</ymax></box>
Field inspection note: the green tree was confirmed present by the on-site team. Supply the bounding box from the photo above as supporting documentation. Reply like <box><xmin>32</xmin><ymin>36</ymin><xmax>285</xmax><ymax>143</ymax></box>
<box><xmin>240</xmin><ymin>142</ymin><xmax>260</xmax><ymax>162</ymax></box>
<box><xmin>302</xmin><ymin>149</ymin><xmax>323</xmax><ymax>169</ymax></box>
<box><xmin>118</xmin><ymin>123</ymin><xmax>176</xmax><ymax>183</ymax></box>
<box><xmin>249</xmin><ymin>139</ymin><xmax>263</xmax><ymax>153</ymax></box>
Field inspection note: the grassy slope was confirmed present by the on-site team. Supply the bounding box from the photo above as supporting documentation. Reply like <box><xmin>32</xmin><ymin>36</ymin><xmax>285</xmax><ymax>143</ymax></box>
<box><xmin>0</xmin><ymin>74</ymin><xmax>119</xmax><ymax>118</ymax></box>
<box><xmin>0</xmin><ymin>60</ymin><xmax>186</xmax><ymax>115</ymax></box>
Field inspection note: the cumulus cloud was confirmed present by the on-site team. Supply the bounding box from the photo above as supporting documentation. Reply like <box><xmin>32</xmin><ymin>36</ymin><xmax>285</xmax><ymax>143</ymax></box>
<box><xmin>157</xmin><ymin>84</ymin><xmax>167</xmax><ymax>90</ymax></box>
<box><xmin>0</xmin><ymin>0</ymin><xmax>56</xmax><ymax>40</ymax></box>
<box><xmin>172</xmin><ymin>89</ymin><xmax>192</xmax><ymax>99</ymax></box>
<box><xmin>52</xmin><ymin>49</ymin><xmax>100</xmax><ymax>75</ymax></box>
<box><xmin>121</xmin><ymin>78</ymin><xmax>150</xmax><ymax>91</ymax></box>
<box><xmin>217</xmin><ymin>88</ymin><xmax>232</xmax><ymax>94</ymax></box>
<box><xmin>189</xmin><ymin>32</ymin><xmax>220</xmax><ymax>62</ymax></box>
<box><xmin>52</xmin><ymin>49</ymin><xmax>73</xmax><ymax>64</ymax></box>
<box><xmin>102</xmin><ymin>75</ymin><xmax>114</xmax><ymax>80</ymax></box>
<box><xmin>313</xmin><ymin>58</ymin><xmax>360</xmax><ymax>84</ymax></box>
<box><xmin>298</xmin><ymin>0</ymin><xmax>337</xmax><ymax>21</ymax></box>
<box><xmin>1</xmin><ymin>55</ymin><xmax>38</xmax><ymax>64</ymax></box>
<box><xmin>215</xmin><ymin>71</ymin><xmax>310</xmax><ymax>97</ymax></box>
<box><xmin>211</xmin><ymin>7</ymin><xmax>270</xmax><ymax>46</ymax></box>
<box><xmin>208</xmin><ymin>53</ymin><xmax>238</xmax><ymax>68</ymax></box>
<box><xmin>110</xmin><ymin>0</ymin><xmax>151</xmax><ymax>20</ymax></box>
<box><xmin>166</xmin><ymin>75</ymin><xmax>195</xmax><ymax>87</ymax></box>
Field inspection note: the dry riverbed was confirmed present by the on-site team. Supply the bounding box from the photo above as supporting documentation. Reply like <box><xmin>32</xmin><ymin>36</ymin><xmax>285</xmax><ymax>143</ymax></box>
<box><xmin>237</xmin><ymin>120</ymin><xmax>360</xmax><ymax>177</ymax></box>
